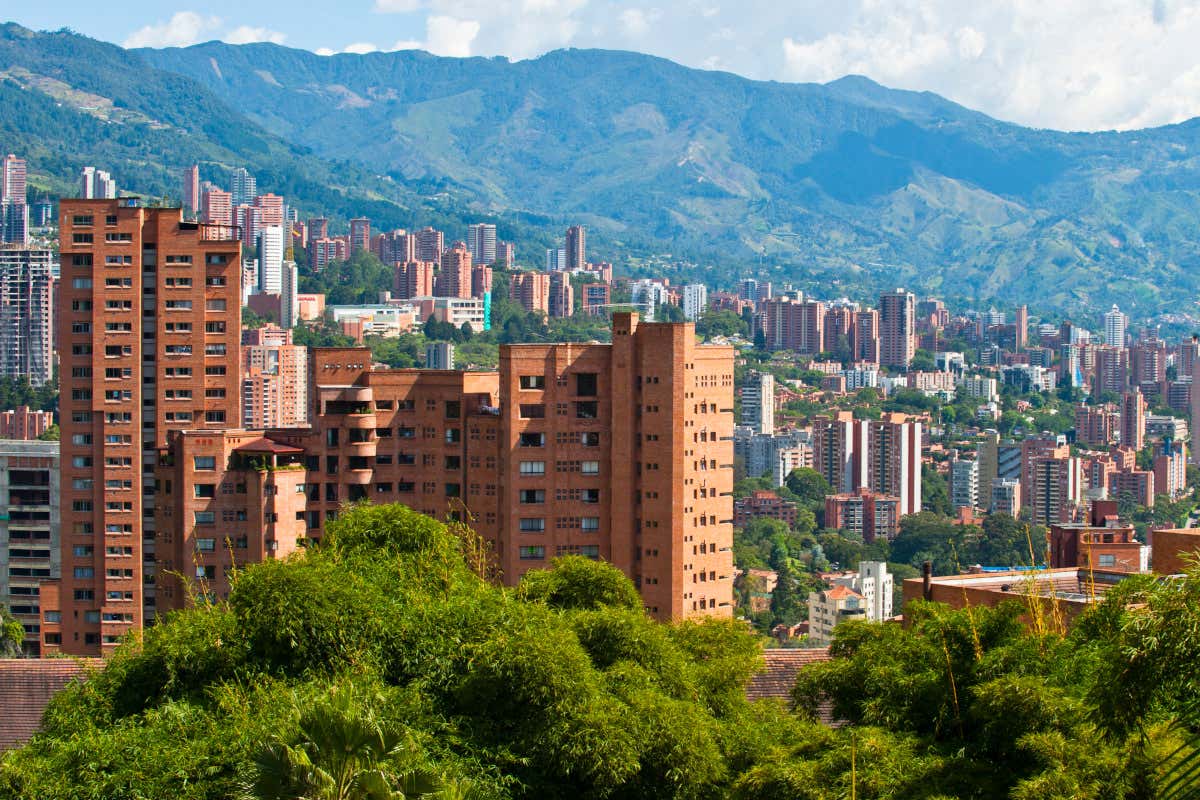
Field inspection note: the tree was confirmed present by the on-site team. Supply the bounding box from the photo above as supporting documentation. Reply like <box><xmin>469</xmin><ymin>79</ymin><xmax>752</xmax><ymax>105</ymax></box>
<box><xmin>249</xmin><ymin>684</ymin><xmax>441</xmax><ymax>800</ymax></box>
<box><xmin>922</xmin><ymin>462</ymin><xmax>952</xmax><ymax>517</ymax></box>
<box><xmin>972</xmin><ymin>514</ymin><xmax>1038</xmax><ymax>567</ymax></box>
<box><xmin>0</xmin><ymin>605</ymin><xmax>23</xmax><ymax>656</ymax></box>
<box><xmin>769</xmin><ymin>560</ymin><xmax>807</xmax><ymax>627</ymax></box>
<box><xmin>784</xmin><ymin>468</ymin><xmax>833</xmax><ymax>512</ymax></box>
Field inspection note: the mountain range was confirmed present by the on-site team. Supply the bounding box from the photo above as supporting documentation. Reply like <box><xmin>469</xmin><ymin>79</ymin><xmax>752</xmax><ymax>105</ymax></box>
<box><xmin>4</xmin><ymin>22</ymin><xmax>1200</xmax><ymax>321</ymax></box>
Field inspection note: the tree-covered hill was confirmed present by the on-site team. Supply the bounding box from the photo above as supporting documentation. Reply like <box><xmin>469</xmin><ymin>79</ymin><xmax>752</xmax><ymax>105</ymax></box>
<box><xmin>2</xmin><ymin>502</ymin><xmax>1199</xmax><ymax>799</ymax></box>
<box><xmin>135</xmin><ymin>40</ymin><xmax>1200</xmax><ymax>319</ymax></box>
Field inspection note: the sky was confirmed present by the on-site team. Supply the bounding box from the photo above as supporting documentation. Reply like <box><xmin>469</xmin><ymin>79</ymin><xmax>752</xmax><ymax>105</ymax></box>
<box><xmin>10</xmin><ymin>0</ymin><xmax>1200</xmax><ymax>132</ymax></box>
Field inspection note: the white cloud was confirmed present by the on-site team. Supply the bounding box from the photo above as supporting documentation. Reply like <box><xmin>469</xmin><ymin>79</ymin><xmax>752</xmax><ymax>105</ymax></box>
<box><xmin>315</xmin><ymin>47</ymin><xmax>337</xmax><ymax>56</ymax></box>
<box><xmin>619</xmin><ymin>9</ymin><xmax>651</xmax><ymax>37</ymax></box>
<box><xmin>123</xmin><ymin>11</ymin><xmax>220</xmax><ymax>48</ymax></box>
<box><xmin>425</xmin><ymin>16</ymin><xmax>481</xmax><ymax>57</ymax></box>
<box><xmin>343</xmin><ymin>42</ymin><xmax>381</xmax><ymax>54</ymax></box>
<box><xmin>776</xmin><ymin>0</ymin><xmax>1200</xmax><ymax>130</ymax></box>
<box><xmin>224</xmin><ymin>26</ymin><xmax>287</xmax><ymax>45</ymax></box>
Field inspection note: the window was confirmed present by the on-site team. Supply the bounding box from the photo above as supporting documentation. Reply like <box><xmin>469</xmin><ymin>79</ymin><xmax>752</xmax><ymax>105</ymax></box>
<box><xmin>519</xmin><ymin>375</ymin><xmax>545</xmax><ymax>390</ymax></box>
<box><xmin>205</xmin><ymin>411</ymin><xmax>226</xmax><ymax>423</ymax></box>
<box><xmin>583</xmin><ymin>489</ymin><xmax>600</xmax><ymax>504</ymax></box>
<box><xmin>72</xmin><ymin>233</ymin><xmax>93</xmax><ymax>244</ymax></box>
<box><xmin>205</xmin><ymin>365</ymin><xmax>227</xmax><ymax>376</ymax></box>
<box><xmin>581</xmin><ymin>517</ymin><xmax>600</xmax><ymax>531</ymax></box>
<box><xmin>165</xmin><ymin>299</ymin><xmax>192</xmax><ymax>310</ymax></box>
<box><xmin>1098</xmin><ymin>554</ymin><xmax>1116</xmax><ymax>567</ymax></box>
<box><xmin>72</xmin><ymin>254</ymin><xmax>93</xmax><ymax>267</ymax></box>
<box><xmin>444</xmin><ymin>483</ymin><xmax>461</xmax><ymax>498</ymax></box>
<box><xmin>205</xmin><ymin>344</ymin><xmax>227</xmax><ymax>356</ymax></box>
<box><xmin>576</xmin><ymin>372</ymin><xmax>598</xmax><ymax>396</ymax></box>
<box><xmin>519</xmin><ymin>432</ymin><xmax>545</xmax><ymax>447</ymax></box>
<box><xmin>165</xmin><ymin>344</ymin><xmax>192</xmax><ymax>355</ymax></box>
<box><xmin>206</xmin><ymin>276</ymin><xmax>227</xmax><ymax>286</ymax></box>
<box><xmin>575</xmin><ymin>401</ymin><xmax>599</xmax><ymax>419</ymax></box>
<box><xmin>579</xmin><ymin>545</ymin><xmax>600</xmax><ymax>559</ymax></box>
<box><xmin>71</xmin><ymin>278</ymin><xmax>92</xmax><ymax>289</ymax></box>
<box><xmin>196</xmin><ymin>538</ymin><xmax>216</xmax><ymax>552</ymax></box>
<box><xmin>444</xmin><ymin>456</ymin><xmax>461</xmax><ymax>470</ymax></box>
<box><xmin>445</xmin><ymin>428</ymin><xmax>461</xmax><ymax>443</ymax></box>
<box><xmin>520</xmin><ymin>489</ymin><xmax>545</xmax><ymax>504</ymax></box>
<box><xmin>519</xmin><ymin>518</ymin><xmax>545</xmax><ymax>532</ymax></box>
<box><xmin>73</xmin><ymin>567</ymin><xmax>94</xmax><ymax>579</ymax></box>
<box><xmin>519</xmin><ymin>546</ymin><xmax>545</xmax><ymax>560</ymax></box>
<box><xmin>519</xmin><ymin>461</ymin><xmax>545</xmax><ymax>476</ymax></box>
<box><xmin>205</xmin><ymin>321</ymin><xmax>226</xmax><ymax>334</ymax></box>
<box><xmin>105</xmin><ymin>232</ymin><xmax>133</xmax><ymax>242</ymax></box>
<box><xmin>194</xmin><ymin>511</ymin><xmax>215</xmax><ymax>525</ymax></box>
<box><xmin>206</xmin><ymin>299</ymin><xmax>227</xmax><ymax>311</ymax></box>
<box><xmin>581</xmin><ymin>461</ymin><xmax>600</xmax><ymax>475</ymax></box>
<box><xmin>165</xmin><ymin>254</ymin><xmax>193</xmax><ymax>264</ymax></box>
<box><xmin>206</xmin><ymin>253</ymin><xmax>229</xmax><ymax>264</ymax></box>
<box><xmin>193</xmin><ymin>456</ymin><xmax>216</xmax><ymax>470</ymax></box>
<box><xmin>445</xmin><ymin>400</ymin><xmax>461</xmax><ymax>419</ymax></box>
<box><xmin>519</xmin><ymin>404</ymin><xmax>545</xmax><ymax>419</ymax></box>
<box><xmin>72</xmin><ymin>215</ymin><xmax>94</xmax><ymax>226</ymax></box>
<box><xmin>194</xmin><ymin>484</ymin><xmax>216</xmax><ymax>498</ymax></box>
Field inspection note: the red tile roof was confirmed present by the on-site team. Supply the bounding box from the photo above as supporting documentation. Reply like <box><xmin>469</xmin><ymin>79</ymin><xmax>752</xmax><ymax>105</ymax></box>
<box><xmin>0</xmin><ymin>659</ymin><xmax>101</xmax><ymax>750</ymax></box>
<box><xmin>745</xmin><ymin>647</ymin><xmax>832</xmax><ymax>702</ymax></box>
<box><xmin>234</xmin><ymin>437</ymin><xmax>305</xmax><ymax>454</ymax></box>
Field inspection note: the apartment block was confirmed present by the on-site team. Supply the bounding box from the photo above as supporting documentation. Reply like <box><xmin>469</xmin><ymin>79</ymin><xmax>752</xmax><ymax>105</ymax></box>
<box><xmin>242</xmin><ymin>332</ymin><xmax>308</xmax><ymax>429</ymax></box>
<box><xmin>879</xmin><ymin>289</ymin><xmax>916</xmax><ymax>368</ymax></box>
<box><xmin>565</xmin><ymin>225</ymin><xmax>586</xmax><ymax>271</ymax></box>
<box><xmin>511</xmin><ymin>271</ymin><xmax>550</xmax><ymax>315</ymax></box>
<box><xmin>0</xmin><ymin>248</ymin><xmax>54</xmax><ymax>386</ymax></box>
<box><xmin>55</xmin><ymin>200</ymin><xmax>241</xmax><ymax>655</ymax></box>
<box><xmin>0</xmin><ymin>440</ymin><xmax>59</xmax><ymax>655</ymax></box>
<box><xmin>582</xmin><ymin>283</ymin><xmax>610</xmax><ymax>315</ymax></box>
<box><xmin>437</xmin><ymin>243</ymin><xmax>472</xmax><ymax>298</ymax></box>
<box><xmin>763</xmin><ymin>295</ymin><xmax>824</xmax><ymax>354</ymax></box>
<box><xmin>549</xmin><ymin>271</ymin><xmax>574</xmax><ymax>318</ymax></box>
<box><xmin>394</xmin><ymin>262</ymin><xmax>436</xmax><ymax>299</ymax></box>
<box><xmin>739</xmin><ymin>371</ymin><xmax>775</xmax><ymax>435</ymax></box>
<box><xmin>824</xmin><ymin>488</ymin><xmax>901</xmax><ymax>542</ymax></box>
<box><xmin>0</xmin><ymin>406</ymin><xmax>53</xmax><ymax>440</ymax></box>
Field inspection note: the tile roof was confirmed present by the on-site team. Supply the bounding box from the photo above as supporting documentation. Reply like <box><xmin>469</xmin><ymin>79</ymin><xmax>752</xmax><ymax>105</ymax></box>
<box><xmin>745</xmin><ymin>647</ymin><xmax>831</xmax><ymax>702</ymax></box>
<box><xmin>0</xmin><ymin>659</ymin><xmax>101</xmax><ymax>750</ymax></box>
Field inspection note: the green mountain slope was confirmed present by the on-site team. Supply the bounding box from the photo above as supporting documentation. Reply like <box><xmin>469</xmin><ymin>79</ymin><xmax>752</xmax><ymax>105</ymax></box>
<box><xmin>135</xmin><ymin>41</ymin><xmax>1200</xmax><ymax>319</ymax></box>
<box><xmin>0</xmin><ymin>23</ymin><xmax>558</xmax><ymax>254</ymax></box>
<box><xmin>5</xmin><ymin>21</ymin><xmax>1200</xmax><ymax>318</ymax></box>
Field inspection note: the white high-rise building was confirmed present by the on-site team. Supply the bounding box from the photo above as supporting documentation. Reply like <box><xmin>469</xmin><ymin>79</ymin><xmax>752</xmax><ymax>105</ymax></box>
<box><xmin>630</xmin><ymin>279</ymin><xmax>670</xmax><ymax>321</ymax></box>
<box><xmin>545</xmin><ymin>248</ymin><xmax>566</xmax><ymax>271</ymax></box>
<box><xmin>230</xmin><ymin>167</ymin><xmax>257</xmax><ymax>207</ymax></box>
<box><xmin>1104</xmin><ymin>304</ymin><xmax>1128</xmax><ymax>348</ymax></box>
<box><xmin>467</xmin><ymin>223</ymin><xmax>497</xmax><ymax>266</ymax></box>
<box><xmin>857</xmin><ymin>561</ymin><xmax>894</xmax><ymax>622</ymax></box>
<box><xmin>950</xmin><ymin>457</ymin><xmax>979</xmax><ymax>510</ymax></box>
<box><xmin>80</xmin><ymin>167</ymin><xmax>116</xmax><ymax>199</ymax></box>
<box><xmin>280</xmin><ymin>261</ymin><xmax>299</xmax><ymax>329</ymax></box>
<box><xmin>256</xmin><ymin>226</ymin><xmax>285</xmax><ymax>295</ymax></box>
<box><xmin>739</xmin><ymin>372</ymin><xmax>775</xmax><ymax>435</ymax></box>
<box><xmin>682</xmin><ymin>284</ymin><xmax>708</xmax><ymax>321</ymax></box>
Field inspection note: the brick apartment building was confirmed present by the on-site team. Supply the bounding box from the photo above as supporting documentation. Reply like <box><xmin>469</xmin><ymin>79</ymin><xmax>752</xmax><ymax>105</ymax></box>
<box><xmin>733</xmin><ymin>490</ymin><xmax>799</xmax><ymax>528</ymax></box>
<box><xmin>48</xmin><ymin>304</ymin><xmax>734</xmax><ymax>654</ymax></box>
<box><xmin>55</xmin><ymin>199</ymin><xmax>241</xmax><ymax>654</ymax></box>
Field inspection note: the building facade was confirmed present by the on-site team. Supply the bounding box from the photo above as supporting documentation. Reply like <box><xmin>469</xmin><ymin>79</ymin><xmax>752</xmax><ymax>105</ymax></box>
<box><xmin>0</xmin><ymin>248</ymin><xmax>54</xmax><ymax>387</ymax></box>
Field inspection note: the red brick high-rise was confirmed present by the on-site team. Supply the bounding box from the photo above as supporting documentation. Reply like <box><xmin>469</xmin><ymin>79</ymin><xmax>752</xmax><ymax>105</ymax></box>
<box><xmin>437</xmin><ymin>243</ymin><xmax>472</xmax><ymax>299</ymax></box>
<box><xmin>879</xmin><ymin>288</ymin><xmax>916</xmax><ymax>368</ymax></box>
<box><xmin>55</xmin><ymin>200</ymin><xmax>241</xmax><ymax>655</ymax></box>
<box><xmin>152</xmin><ymin>314</ymin><xmax>734</xmax><ymax>623</ymax></box>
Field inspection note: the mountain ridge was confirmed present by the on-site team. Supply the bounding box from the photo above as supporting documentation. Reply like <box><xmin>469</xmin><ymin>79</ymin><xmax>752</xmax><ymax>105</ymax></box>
<box><xmin>3</xmin><ymin>22</ymin><xmax>1200</xmax><ymax>320</ymax></box>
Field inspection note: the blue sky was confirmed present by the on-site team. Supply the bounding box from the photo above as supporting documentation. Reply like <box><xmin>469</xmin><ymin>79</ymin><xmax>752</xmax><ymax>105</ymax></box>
<box><xmin>9</xmin><ymin>1</ymin><xmax>1200</xmax><ymax>132</ymax></box>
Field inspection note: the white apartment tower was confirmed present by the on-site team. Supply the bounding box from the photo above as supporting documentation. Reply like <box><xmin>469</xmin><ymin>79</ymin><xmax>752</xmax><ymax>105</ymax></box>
<box><xmin>682</xmin><ymin>284</ymin><xmax>708</xmax><ymax>321</ymax></box>
<box><xmin>1104</xmin><ymin>305</ymin><xmax>1128</xmax><ymax>348</ymax></box>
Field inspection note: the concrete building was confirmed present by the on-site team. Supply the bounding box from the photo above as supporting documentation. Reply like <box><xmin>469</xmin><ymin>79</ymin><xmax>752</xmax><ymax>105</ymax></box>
<box><xmin>853</xmin><ymin>309</ymin><xmax>880</xmax><ymax>364</ymax></box>
<box><xmin>79</xmin><ymin>167</ymin><xmax>116</xmax><ymax>200</ymax></box>
<box><xmin>1104</xmin><ymin>304</ymin><xmax>1128</xmax><ymax>347</ymax></box>
<box><xmin>425</xmin><ymin>341</ymin><xmax>455</xmax><ymax>370</ymax></box>
<box><xmin>546</xmin><ymin>248</ymin><xmax>566</xmax><ymax>272</ymax></box>
<box><xmin>630</xmin><ymin>279</ymin><xmax>670</xmax><ymax>321</ymax></box>
<box><xmin>582</xmin><ymin>283</ymin><xmax>610</xmax><ymax>316</ymax></box>
<box><xmin>950</xmin><ymin>457</ymin><xmax>979</xmax><ymax>511</ymax></box>
<box><xmin>1049</xmin><ymin>501</ymin><xmax>1145</xmax><ymax>573</ymax></box>
<box><xmin>682</xmin><ymin>284</ymin><xmax>708</xmax><ymax>321</ymax></box>
<box><xmin>56</xmin><ymin>199</ymin><xmax>242</xmax><ymax>655</ymax></box>
<box><xmin>990</xmin><ymin>478</ymin><xmax>1021</xmax><ymax>516</ymax></box>
<box><xmin>1</xmin><ymin>154</ymin><xmax>28</xmax><ymax>245</ymax></box>
<box><xmin>256</xmin><ymin>226</ymin><xmax>284</xmax><ymax>295</ymax></box>
<box><xmin>879</xmin><ymin>289</ymin><xmax>916</xmax><ymax>368</ymax></box>
<box><xmin>280</xmin><ymin>261</ymin><xmax>299</xmax><ymax>329</ymax></box>
<box><xmin>201</xmin><ymin>188</ymin><xmax>232</xmax><ymax>227</ymax></box>
<box><xmin>229</xmin><ymin>167</ymin><xmax>257</xmax><ymax>207</ymax></box>
<box><xmin>0</xmin><ymin>440</ymin><xmax>59</xmax><ymax>654</ymax></box>
<box><xmin>467</xmin><ymin>223</ymin><xmax>497</xmax><ymax>266</ymax></box>
<box><xmin>739</xmin><ymin>372</ymin><xmax>775</xmax><ymax>435</ymax></box>
<box><xmin>807</xmin><ymin>584</ymin><xmax>866</xmax><ymax>645</ymax></box>
<box><xmin>1075</xmin><ymin>404</ymin><xmax>1119</xmax><ymax>447</ymax></box>
<box><xmin>0</xmin><ymin>248</ymin><xmax>54</xmax><ymax>387</ymax></box>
